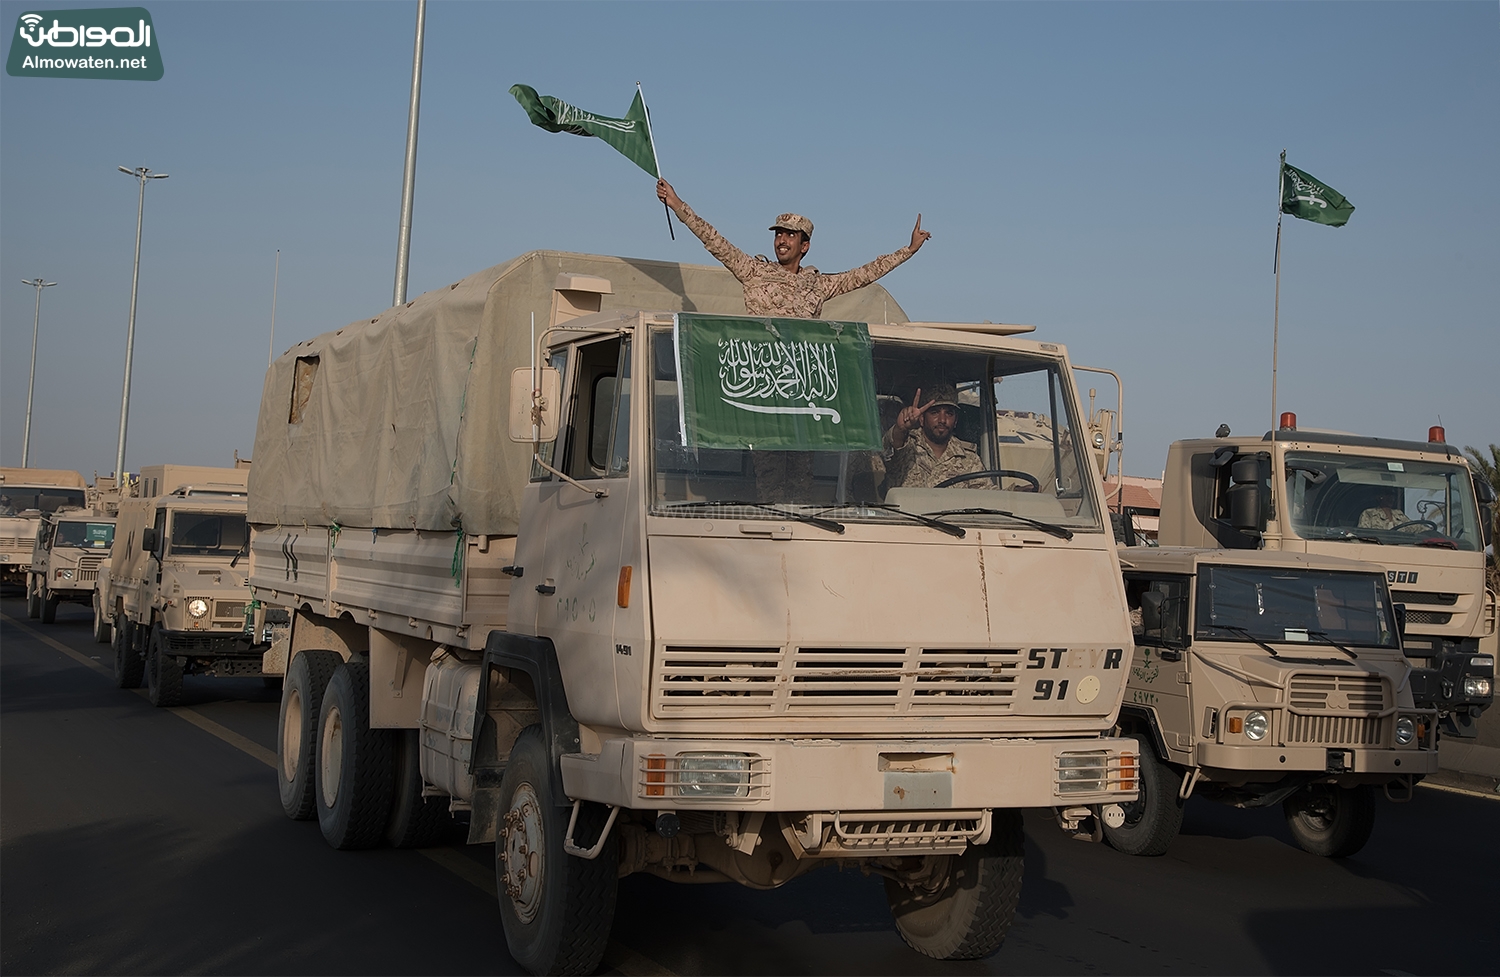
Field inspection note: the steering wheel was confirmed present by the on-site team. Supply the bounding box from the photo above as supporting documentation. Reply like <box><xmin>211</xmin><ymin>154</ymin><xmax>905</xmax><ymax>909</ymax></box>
<box><xmin>1390</xmin><ymin>519</ymin><xmax>1439</xmax><ymax>533</ymax></box>
<box><xmin>935</xmin><ymin>469</ymin><xmax>1041</xmax><ymax>492</ymax></box>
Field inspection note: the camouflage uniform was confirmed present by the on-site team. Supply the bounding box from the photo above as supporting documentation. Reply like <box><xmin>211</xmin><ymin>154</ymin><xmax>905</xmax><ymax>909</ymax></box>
<box><xmin>883</xmin><ymin>427</ymin><xmax>985</xmax><ymax>489</ymax></box>
<box><xmin>674</xmin><ymin>202</ymin><xmax>916</xmax><ymax>318</ymax></box>
<box><xmin>1357</xmin><ymin>507</ymin><xmax>1418</xmax><ymax>531</ymax></box>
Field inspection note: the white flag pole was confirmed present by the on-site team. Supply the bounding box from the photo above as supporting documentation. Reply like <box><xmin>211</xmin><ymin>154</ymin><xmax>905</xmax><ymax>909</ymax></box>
<box><xmin>638</xmin><ymin>82</ymin><xmax>673</xmax><ymax>240</ymax></box>
<box><xmin>1271</xmin><ymin>149</ymin><xmax>1285</xmax><ymax>438</ymax></box>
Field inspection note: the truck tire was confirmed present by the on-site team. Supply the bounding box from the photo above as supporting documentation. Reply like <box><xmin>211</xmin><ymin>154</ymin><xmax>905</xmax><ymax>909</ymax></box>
<box><xmin>386</xmin><ymin>728</ymin><xmax>450</xmax><ymax>849</ymax></box>
<box><xmin>26</xmin><ymin>578</ymin><xmax>41</xmax><ymax>619</ymax></box>
<box><xmin>1283</xmin><ymin>784</ymin><xmax>1376</xmax><ymax>858</ymax></box>
<box><xmin>278</xmin><ymin>649</ymin><xmax>342</xmax><ymax>821</ymax></box>
<box><xmin>884</xmin><ymin>809</ymin><xmax>1024</xmax><ymax>960</ymax></box>
<box><xmin>146</xmin><ymin>628</ymin><xmax>184</xmax><ymax>707</ymax></box>
<box><xmin>92</xmin><ymin>597</ymin><xmax>112</xmax><ymax>644</ymax></box>
<box><xmin>496</xmin><ymin>725</ymin><xmax>617</xmax><ymax>976</ymax></box>
<box><xmin>1102</xmin><ymin>734</ymin><xmax>1185</xmax><ymax>856</ymax></box>
<box><xmin>315</xmin><ymin>659</ymin><xmax>395</xmax><ymax>850</ymax></box>
<box><xmin>41</xmin><ymin>589</ymin><xmax>59</xmax><ymax>623</ymax></box>
<box><xmin>112</xmin><ymin>619</ymin><xmax>144</xmax><ymax>689</ymax></box>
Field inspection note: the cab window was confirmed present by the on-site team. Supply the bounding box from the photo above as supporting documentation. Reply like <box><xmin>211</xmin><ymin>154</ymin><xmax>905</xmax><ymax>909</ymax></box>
<box><xmin>1125</xmin><ymin>574</ymin><xmax>1190</xmax><ymax>648</ymax></box>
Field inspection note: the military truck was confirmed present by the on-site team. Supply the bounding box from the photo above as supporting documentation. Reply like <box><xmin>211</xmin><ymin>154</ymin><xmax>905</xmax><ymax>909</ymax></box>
<box><xmin>247</xmin><ymin>251</ymin><xmax>1141</xmax><ymax>974</ymax></box>
<box><xmin>26</xmin><ymin>509</ymin><xmax>116</xmax><ymax>626</ymax></box>
<box><xmin>1</xmin><ymin>468</ymin><xmax>87</xmax><ymax>588</ymax></box>
<box><xmin>1107</xmin><ymin>546</ymin><xmax>1441</xmax><ymax>858</ymax></box>
<box><xmin>1158</xmin><ymin>416</ymin><xmax>1495</xmax><ymax>735</ymax></box>
<box><xmin>105</xmin><ymin>464</ymin><xmax>268</xmax><ymax>705</ymax></box>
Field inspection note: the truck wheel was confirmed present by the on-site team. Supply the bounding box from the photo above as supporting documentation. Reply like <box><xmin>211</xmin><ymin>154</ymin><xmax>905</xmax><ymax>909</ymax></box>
<box><xmin>92</xmin><ymin>597</ymin><xmax>112</xmax><ymax>644</ymax></box>
<box><xmin>41</xmin><ymin>589</ymin><xmax>59</xmax><ymax>623</ymax></box>
<box><xmin>496</xmin><ymin>725</ymin><xmax>618</xmax><ymax>976</ymax></box>
<box><xmin>884</xmin><ymin>809</ymin><xmax>1024</xmax><ymax>960</ymax></box>
<box><xmin>278</xmin><ymin>650</ymin><xmax>342</xmax><ymax>821</ymax></box>
<box><xmin>26</xmin><ymin>578</ymin><xmax>41</xmax><ymax>619</ymax></box>
<box><xmin>1283</xmin><ymin>784</ymin><xmax>1376</xmax><ymax>858</ymax></box>
<box><xmin>146</xmin><ymin>628</ymin><xmax>184</xmax><ymax>707</ymax></box>
<box><xmin>386</xmin><ymin>728</ymin><xmax>450</xmax><ymax>849</ymax></box>
<box><xmin>315</xmin><ymin>659</ymin><xmax>395</xmax><ymax>849</ymax></box>
<box><xmin>1102</xmin><ymin>734</ymin><xmax>1184</xmax><ymax>856</ymax></box>
<box><xmin>113</xmin><ymin>619</ymin><xmax>144</xmax><ymax>689</ymax></box>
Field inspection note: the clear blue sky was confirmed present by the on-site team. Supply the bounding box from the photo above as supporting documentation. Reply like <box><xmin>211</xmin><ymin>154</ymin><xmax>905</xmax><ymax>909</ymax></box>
<box><xmin>3</xmin><ymin>1</ymin><xmax>1496</xmax><ymax>478</ymax></box>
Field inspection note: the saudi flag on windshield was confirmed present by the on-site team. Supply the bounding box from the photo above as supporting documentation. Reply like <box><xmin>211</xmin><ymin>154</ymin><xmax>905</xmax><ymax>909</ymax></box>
<box><xmin>1280</xmin><ymin>162</ymin><xmax>1354</xmax><ymax>227</ymax></box>
<box><xmin>509</xmin><ymin>84</ymin><xmax>659</xmax><ymax>177</ymax></box>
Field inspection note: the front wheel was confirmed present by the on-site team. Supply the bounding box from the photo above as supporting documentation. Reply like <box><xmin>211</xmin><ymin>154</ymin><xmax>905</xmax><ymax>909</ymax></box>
<box><xmin>884</xmin><ymin>809</ymin><xmax>1024</xmax><ymax>960</ymax></box>
<box><xmin>92</xmin><ymin>596</ymin><xmax>112</xmax><ymax>643</ymax></box>
<box><xmin>1284</xmin><ymin>784</ymin><xmax>1375</xmax><ymax>858</ymax></box>
<box><xmin>40</xmin><ymin>589</ymin><xmax>59</xmax><ymax>623</ymax></box>
<box><xmin>26</xmin><ymin>578</ymin><xmax>41</xmax><ymax>619</ymax></box>
<box><xmin>1101</xmin><ymin>734</ymin><xmax>1184</xmax><ymax>856</ymax></box>
<box><xmin>112</xmin><ymin>618</ymin><xmax>144</xmax><ymax>689</ymax></box>
<box><xmin>146</xmin><ymin>627</ymin><xmax>183</xmax><ymax>707</ymax></box>
<box><xmin>496</xmin><ymin>725</ymin><xmax>618</xmax><ymax>976</ymax></box>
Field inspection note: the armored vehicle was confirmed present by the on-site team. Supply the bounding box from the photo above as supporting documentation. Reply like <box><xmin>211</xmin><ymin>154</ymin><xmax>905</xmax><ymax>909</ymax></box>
<box><xmin>1157</xmin><ymin>416</ymin><xmax>1495</xmax><ymax>735</ymax></box>
<box><xmin>1</xmin><ymin>468</ymin><xmax>86</xmax><ymax>587</ymax></box>
<box><xmin>1108</xmin><ymin>546</ymin><xmax>1444</xmax><ymax>858</ymax></box>
<box><xmin>248</xmin><ymin>251</ymin><xmax>1141</xmax><ymax>974</ymax></box>
<box><xmin>26</xmin><ymin>509</ymin><xmax>115</xmax><ymax>626</ymax></box>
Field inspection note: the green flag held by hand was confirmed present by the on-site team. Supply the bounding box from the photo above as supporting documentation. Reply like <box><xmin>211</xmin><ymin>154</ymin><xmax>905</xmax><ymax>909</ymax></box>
<box><xmin>510</xmin><ymin>84</ymin><xmax>659</xmax><ymax>178</ymax></box>
<box><xmin>1280</xmin><ymin>162</ymin><xmax>1354</xmax><ymax>227</ymax></box>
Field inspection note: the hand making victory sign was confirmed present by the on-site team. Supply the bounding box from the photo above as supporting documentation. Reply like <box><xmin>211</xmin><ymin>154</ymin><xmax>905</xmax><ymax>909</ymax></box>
<box><xmin>895</xmin><ymin>388</ymin><xmax>936</xmax><ymax>435</ymax></box>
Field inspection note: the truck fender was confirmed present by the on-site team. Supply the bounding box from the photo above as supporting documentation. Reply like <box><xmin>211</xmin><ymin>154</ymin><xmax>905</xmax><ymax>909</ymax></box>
<box><xmin>1117</xmin><ymin>704</ymin><xmax>1172</xmax><ymax>763</ymax></box>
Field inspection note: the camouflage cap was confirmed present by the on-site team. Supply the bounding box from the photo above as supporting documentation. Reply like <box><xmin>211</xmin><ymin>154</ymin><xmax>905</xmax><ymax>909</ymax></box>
<box><xmin>923</xmin><ymin>383</ymin><xmax>960</xmax><ymax>412</ymax></box>
<box><xmin>769</xmin><ymin>213</ymin><xmax>814</xmax><ymax>237</ymax></box>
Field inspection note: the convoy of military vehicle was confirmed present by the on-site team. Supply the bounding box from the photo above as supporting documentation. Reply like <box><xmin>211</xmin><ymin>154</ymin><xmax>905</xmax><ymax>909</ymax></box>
<box><xmin>5</xmin><ymin>251</ymin><xmax>1494</xmax><ymax>975</ymax></box>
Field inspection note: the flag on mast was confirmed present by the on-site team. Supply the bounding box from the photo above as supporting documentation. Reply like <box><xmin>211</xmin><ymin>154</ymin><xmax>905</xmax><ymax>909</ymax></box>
<box><xmin>1280</xmin><ymin>161</ymin><xmax>1354</xmax><ymax>227</ymax></box>
<box><xmin>509</xmin><ymin>84</ymin><xmax>659</xmax><ymax>178</ymax></box>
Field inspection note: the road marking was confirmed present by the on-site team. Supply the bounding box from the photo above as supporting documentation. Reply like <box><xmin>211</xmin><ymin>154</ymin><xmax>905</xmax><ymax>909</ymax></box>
<box><xmin>1418</xmin><ymin>780</ymin><xmax>1500</xmax><ymax>802</ymax></box>
<box><xmin>3</xmin><ymin>610</ymin><xmax>677</xmax><ymax>977</ymax></box>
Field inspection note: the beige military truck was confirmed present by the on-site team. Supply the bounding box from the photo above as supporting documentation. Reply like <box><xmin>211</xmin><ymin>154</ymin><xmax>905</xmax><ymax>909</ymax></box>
<box><xmin>105</xmin><ymin>464</ymin><xmax>267</xmax><ymax>705</ymax></box>
<box><xmin>1107</xmin><ymin>546</ymin><xmax>1441</xmax><ymax>859</ymax></box>
<box><xmin>248</xmin><ymin>250</ymin><xmax>1141</xmax><ymax>975</ymax></box>
<box><xmin>1158</xmin><ymin>416</ymin><xmax>1495</xmax><ymax>736</ymax></box>
<box><xmin>1</xmin><ymin>468</ymin><xmax>87</xmax><ymax>588</ymax></box>
<box><xmin>26</xmin><ymin>508</ymin><xmax>116</xmax><ymax>626</ymax></box>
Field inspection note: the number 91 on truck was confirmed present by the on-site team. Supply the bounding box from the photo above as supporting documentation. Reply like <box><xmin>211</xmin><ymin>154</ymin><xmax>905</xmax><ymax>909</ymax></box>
<box><xmin>246</xmin><ymin>251</ymin><xmax>1140</xmax><ymax>974</ymax></box>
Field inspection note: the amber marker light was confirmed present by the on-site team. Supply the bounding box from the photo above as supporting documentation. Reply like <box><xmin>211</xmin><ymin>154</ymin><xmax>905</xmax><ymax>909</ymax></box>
<box><xmin>1118</xmin><ymin>754</ymin><xmax>1136</xmax><ymax>792</ymax></box>
<box><xmin>618</xmin><ymin>565</ymin><xmax>633</xmax><ymax>608</ymax></box>
<box><xmin>1228</xmin><ymin>717</ymin><xmax>1244</xmax><ymax>734</ymax></box>
<box><xmin>645</xmin><ymin>754</ymin><xmax>666</xmax><ymax>797</ymax></box>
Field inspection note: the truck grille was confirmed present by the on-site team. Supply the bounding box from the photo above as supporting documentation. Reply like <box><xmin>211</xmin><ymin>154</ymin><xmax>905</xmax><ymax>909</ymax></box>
<box><xmin>1288</xmin><ymin>674</ymin><xmax>1387</xmax><ymax>712</ymax></box>
<box><xmin>1390</xmin><ymin>590</ymin><xmax>1457</xmax><ymax>606</ymax></box>
<box><xmin>0</xmin><ymin>537</ymin><xmax>31</xmax><ymax>550</ymax></box>
<box><xmin>1286</xmin><ymin>714</ymin><xmax>1382</xmax><ymax>745</ymax></box>
<box><xmin>654</xmin><ymin>646</ymin><xmax>1021</xmax><ymax>718</ymax></box>
<box><xmin>77</xmin><ymin>555</ymin><xmax>104</xmax><ymax>582</ymax></box>
<box><xmin>213</xmin><ymin>600</ymin><xmax>247</xmax><ymax>623</ymax></box>
<box><xmin>1404</xmin><ymin>609</ymin><xmax>1452</xmax><ymax>626</ymax></box>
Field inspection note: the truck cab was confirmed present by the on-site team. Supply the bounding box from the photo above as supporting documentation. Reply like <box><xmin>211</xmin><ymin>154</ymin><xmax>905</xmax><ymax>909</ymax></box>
<box><xmin>1107</xmin><ymin>546</ymin><xmax>1441</xmax><ymax>858</ymax></box>
<box><xmin>1</xmin><ymin>467</ymin><xmax>87</xmax><ymax>587</ymax></box>
<box><xmin>26</xmin><ymin>509</ymin><xmax>115</xmax><ymax>627</ymax></box>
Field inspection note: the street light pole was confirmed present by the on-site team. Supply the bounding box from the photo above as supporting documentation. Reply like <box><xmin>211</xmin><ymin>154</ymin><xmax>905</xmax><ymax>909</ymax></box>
<box><xmin>115</xmin><ymin>165</ymin><xmax>168</xmax><ymax>480</ymax></box>
<box><xmin>392</xmin><ymin>0</ymin><xmax>426</xmax><ymax>307</ymax></box>
<box><xmin>19</xmin><ymin>278</ymin><xmax>57</xmax><ymax>467</ymax></box>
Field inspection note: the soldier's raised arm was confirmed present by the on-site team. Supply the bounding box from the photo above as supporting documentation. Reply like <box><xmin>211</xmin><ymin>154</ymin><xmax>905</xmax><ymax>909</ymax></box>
<box><xmin>822</xmin><ymin>214</ymin><xmax>932</xmax><ymax>299</ymax></box>
<box><xmin>657</xmin><ymin>179</ymin><xmax>757</xmax><ymax>282</ymax></box>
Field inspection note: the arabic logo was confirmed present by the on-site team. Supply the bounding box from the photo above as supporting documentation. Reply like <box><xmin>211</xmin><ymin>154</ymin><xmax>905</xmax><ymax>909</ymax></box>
<box><xmin>16</xmin><ymin>13</ymin><xmax>152</xmax><ymax>48</ymax></box>
<box><xmin>717</xmin><ymin>337</ymin><xmax>843</xmax><ymax>424</ymax></box>
<box><xmin>1288</xmin><ymin>171</ymin><xmax>1329</xmax><ymax>210</ymax></box>
<box><xmin>18</xmin><ymin>13</ymin><xmax>43</xmax><ymax>42</ymax></box>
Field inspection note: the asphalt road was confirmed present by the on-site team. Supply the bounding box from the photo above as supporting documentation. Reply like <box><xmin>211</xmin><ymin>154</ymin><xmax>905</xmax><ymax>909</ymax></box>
<box><xmin>4</xmin><ymin>596</ymin><xmax>1497</xmax><ymax>976</ymax></box>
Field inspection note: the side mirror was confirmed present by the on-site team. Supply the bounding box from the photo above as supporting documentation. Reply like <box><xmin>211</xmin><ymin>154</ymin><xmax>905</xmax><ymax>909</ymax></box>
<box><xmin>509</xmin><ymin>367</ymin><xmax>561</xmax><ymax>444</ymax></box>
<box><xmin>1474</xmin><ymin>476</ymin><xmax>1497</xmax><ymax>506</ymax></box>
<box><xmin>1227</xmin><ymin>455</ymin><xmax>1269</xmax><ymax>533</ymax></box>
<box><xmin>1393</xmin><ymin>603</ymin><xmax>1407</xmax><ymax>638</ymax></box>
<box><xmin>1141</xmin><ymin>591</ymin><xmax>1164</xmax><ymax>632</ymax></box>
<box><xmin>141</xmin><ymin>527</ymin><xmax>158</xmax><ymax>552</ymax></box>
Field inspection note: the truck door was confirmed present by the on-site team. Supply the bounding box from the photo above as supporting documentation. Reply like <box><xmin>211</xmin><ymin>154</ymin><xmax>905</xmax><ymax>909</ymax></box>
<box><xmin>1124</xmin><ymin>572</ymin><xmax>1195</xmax><ymax>761</ymax></box>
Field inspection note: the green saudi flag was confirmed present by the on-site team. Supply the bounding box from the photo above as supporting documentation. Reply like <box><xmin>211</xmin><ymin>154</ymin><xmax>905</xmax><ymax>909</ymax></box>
<box><xmin>1281</xmin><ymin>162</ymin><xmax>1354</xmax><ymax>227</ymax></box>
<box><xmin>510</xmin><ymin>84</ymin><xmax>659</xmax><ymax>178</ymax></box>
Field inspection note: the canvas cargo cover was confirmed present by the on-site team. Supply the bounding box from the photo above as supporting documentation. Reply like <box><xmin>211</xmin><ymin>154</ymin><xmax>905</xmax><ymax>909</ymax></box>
<box><xmin>0</xmin><ymin>468</ymin><xmax>86</xmax><ymax>489</ymax></box>
<box><xmin>248</xmin><ymin>250</ymin><xmax>909</xmax><ymax>536</ymax></box>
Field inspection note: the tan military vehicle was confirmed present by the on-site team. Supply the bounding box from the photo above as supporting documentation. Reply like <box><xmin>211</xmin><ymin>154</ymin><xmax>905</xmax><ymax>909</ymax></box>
<box><xmin>248</xmin><ymin>251</ymin><xmax>1141</xmax><ymax>974</ymax></box>
<box><xmin>1</xmin><ymin>468</ymin><xmax>86</xmax><ymax>588</ymax></box>
<box><xmin>105</xmin><ymin>464</ymin><xmax>267</xmax><ymax>705</ymax></box>
<box><xmin>26</xmin><ymin>508</ymin><xmax>116</xmax><ymax>627</ymax></box>
<box><xmin>1108</xmin><ymin>546</ymin><xmax>1441</xmax><ymax>858</ymax></box>
<box><xmin>1158</xmin><ymin>416</ymin><xmax>1496</xmax><ymax>736</ymax></box>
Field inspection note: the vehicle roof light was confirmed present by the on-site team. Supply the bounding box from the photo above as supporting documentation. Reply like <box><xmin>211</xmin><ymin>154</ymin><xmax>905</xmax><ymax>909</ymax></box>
<box><xmin>1279</xmin><ymin>412</ymin><xmax>1296</xmax><ymax>431</ymax></box>
<box><xmin>1428</xmin><ymin>425</ymin><xmax>1445</xmax><ymax>443</ymax></box>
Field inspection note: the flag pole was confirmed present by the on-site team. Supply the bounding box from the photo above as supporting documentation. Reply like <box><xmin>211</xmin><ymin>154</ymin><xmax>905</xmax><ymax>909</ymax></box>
<box><xmin>638</xmin><ymin>82</ymin><xmax>674</xmax><ymax>240</ymax></box>
<box><xmin>1271</xmin><ymin>149</ymin><xmax>1285</xmax><ymax>438</ymax></box>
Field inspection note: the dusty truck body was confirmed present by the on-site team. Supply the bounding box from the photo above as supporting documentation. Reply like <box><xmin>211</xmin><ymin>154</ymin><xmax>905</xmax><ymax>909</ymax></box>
<box><xmin>26</xmin><ymin>509</ymin><xmax>116</xmax><ymax>627</ymax></box>
<box><xmin>1</xmin><ymin>468</ymin><xmax>87</xmax><ymax>587</ymax></box>
<box><xmin>104</xmin><ymin>464</ymin><xmax>267</xmax><ymax>704</ymax></box>
<box><xmin>1108</xmin><ymin>546</ymin><xmax>1439</xmax><ymax>858</ymax></box>
<box><xmin>248</xmin><ymin>251</ymin><xmax>1139</xmax><ymax>974</ymax></box>
<box><xmin>1158</xmin><ymin>419</ymin><xmax>1495</xmax><ymax>735</ymax></box>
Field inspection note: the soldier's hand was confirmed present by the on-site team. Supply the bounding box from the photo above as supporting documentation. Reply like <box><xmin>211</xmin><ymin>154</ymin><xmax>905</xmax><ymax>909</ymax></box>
<box><xmin>897</xmin><ymin>388</ymin><xmax>934</xmax><ymax>432</ymax></box>
<box><xmin>910</xmin><ymin>214</ymin><xmax>932</xmax><ymax>252</ymax></box>
<box><xmin>657</xmin><ymin>178</ymin><xmax>683</xmax><ymax>211</ymax></box>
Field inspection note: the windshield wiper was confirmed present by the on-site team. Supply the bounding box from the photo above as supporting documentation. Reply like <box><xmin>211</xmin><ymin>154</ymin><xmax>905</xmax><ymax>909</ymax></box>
<box><xmin>1324</xmin><ymin>530</ymin><xmax>1382</xmax><ymax>544</ymax></box>
<box><xmin>230</xmin><ymin>537</ymin><xmax>250</xmax><ymax>568</ymax></box>
<box><xmin>659</xmin><ymin>500</ymin><xmax>844</xmax><ymax>534</ymax></box>
<box><xmin>814</xmin><ymin>503</ymin><xmax>965</xmax><ymax>538</ymax></box>
<box><xmin>1202</xmin><ymin>623</ymin><xmax>1283</xmax><ymax>659</ymax></box>
<box><xmin>1306</xmin><ymin>631</ymin><xmax>1358</xmax><ymax>660</ymax></box>
<box><xmin>926</xmin><ymin>508</ymin><xmax>1074</xmax><ymax>540</ymax></box>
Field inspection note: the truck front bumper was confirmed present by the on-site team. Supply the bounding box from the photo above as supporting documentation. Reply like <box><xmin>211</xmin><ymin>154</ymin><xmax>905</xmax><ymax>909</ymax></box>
<box><xmin>1196</xmin><ymin>742</ymin><xmax>1439</xmax><ymax>776</ymax></box>
<box><xmin>562</xmin><ymin>735</ymin><xmax>1140</xmax><ymax>812</ymax></box>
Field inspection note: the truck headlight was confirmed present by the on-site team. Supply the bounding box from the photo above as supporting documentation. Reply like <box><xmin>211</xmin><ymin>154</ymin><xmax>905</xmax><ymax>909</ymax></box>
<box><xmin>59</xmin><ymin>568</ymin><xmax>74</xmax><ymax>580</ymax></box>
<box><xmin>1394</xmin><ymin>717</ymin><xmax>1416</xmax><ymax>745</ymax></box>
<box><xmin>1244</xmin><ymin>711</ymin><xmax>1269</xmax><ymax>741</ymax></box>
<box><xmin>677</xmin><ymin>753</ymin><xmax>751</xmax><ymax>797</ymax></box>
<box><xmin>1463</xmin><ymin>676</ymin><xmax>1492</xmax><ymax>698</ymax></box>
<box><xmin>187</xmin><ymin>598</ymin><xmax>210</xmax><ymax>619</ymax></box>
<box><xmin>1471</xmin><ymin>655</ymin><xmax>1494</xmax><ymax>669</ymax></box>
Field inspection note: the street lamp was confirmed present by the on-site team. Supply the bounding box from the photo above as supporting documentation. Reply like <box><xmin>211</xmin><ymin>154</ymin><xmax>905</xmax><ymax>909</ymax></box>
<box><xmin>19</xmin><ymin>278</ymin><xmax>57</xmax><ymax>467</ymax></box>
<box><xmin>115</xmin><ymin>165</ymin><xmax>168</xmax><ymax>480</ymax></box>
<box><xmin>392</xmin><ymin>0</ymin><xmax>426</xmax><ymax>307</ymax></box>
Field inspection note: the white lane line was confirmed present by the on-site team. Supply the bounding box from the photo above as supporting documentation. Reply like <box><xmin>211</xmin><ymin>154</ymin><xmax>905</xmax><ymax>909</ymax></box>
<box><xmin>3</xmin><ymin>611</ymin><xmax>677</xmax><ymax>977</ymax></box>
<box><xmin>1418</xmin><ymin>780</ymin><xmax>1500</xmax><ymax>802</ymax></box>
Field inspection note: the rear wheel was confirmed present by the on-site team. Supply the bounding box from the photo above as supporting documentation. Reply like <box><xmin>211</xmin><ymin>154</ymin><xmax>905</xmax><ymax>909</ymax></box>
<box><xmin>884</xmin><ymin>809</ymin><xmax>1024</xmax><ymax>960</ymax></box>
<box><xmin>112</xmin><ymin>618</ymin><xmax>144</xmax><ymax>689</ymax></box>
<box><xmin>146</xmin><ymin>627</ymin><xmax>183</xmax><ymax>707</ymax></box>
<box><xmin>26</xmin><ymin>578</ymin><xmax>41</xmax><ymax>619</ymax></box>
<box><xmin>386</xmin><ymin>728</ymin><xmax>450</xmax><ymax>849</ymax></box>
<box><xmin>1102</xmin><ymin>734</ymin><xmax>1184</xmax><ymax>856</ymax></box>
<box><xmin>496</xmin><ymin>725</ymin><xmax>618</xmax><ymax>976</ymax></box>
<box><xmin>277</xmin><ymin>650</ymin><xmax>342</xmax><ymax>820</ymax></box>
<box><xmin>40</xmin><ymin>589</ymin><xmax>59</xmax><ymax>623</ymax></box>
<box><xmin>315</xmin><ymin>659</ymin><xmax>395</xmax><ymax>849</ymax></box>
<box><xmin>1284</xmin><ymin>784</ymin><xmax>1376</xmax><ymax>858</ymax></box>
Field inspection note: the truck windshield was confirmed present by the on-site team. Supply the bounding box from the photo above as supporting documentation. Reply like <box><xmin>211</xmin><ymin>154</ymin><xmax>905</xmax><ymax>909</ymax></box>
<box><xmin>0</xmin><ymin>489</ymin><xmax>85</xmax><ymax>515</ymax></box>
<box><xmin>167</xmin><ymin>511</ymin><xmax>249</xmax><ymax>557</ymax></box>
<box><xmin>54</xmin><ymin>522</ymin><xmax>115</xmax><ymax>548</ymax></box>
<box><xmin>1284</xmin><ymin>452</ymin><xmax>1482</xmax><ymax>551</ymax></box>
<box><xmin>648</xmin><ymin>326</ymin><xmax>1101</xmax><ymax>532</ymax></box>
<box><xmin>1196</xmin><ymin>565</ymin><xmax>1398</xmax><ymax>649</ymax></box>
